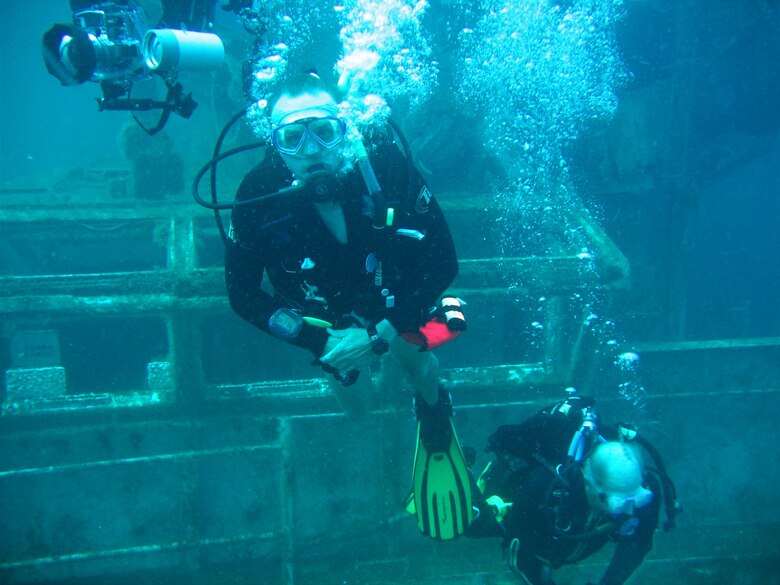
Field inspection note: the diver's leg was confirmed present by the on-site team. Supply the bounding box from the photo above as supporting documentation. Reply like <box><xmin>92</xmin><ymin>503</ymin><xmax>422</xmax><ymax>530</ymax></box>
<box><xmin>388</xmin><ymin>337</ymin><xmax>439</xmax><ymax>405</ymax></box>
<box><xmin>402</xmin><ymin>340</ymin><xmax>473</xmax><ymax>540</ymax></box>
<box><xmin>327</xmin><ymin>367</ymin><xmax>373</xmax><ymax>420</ymax></box>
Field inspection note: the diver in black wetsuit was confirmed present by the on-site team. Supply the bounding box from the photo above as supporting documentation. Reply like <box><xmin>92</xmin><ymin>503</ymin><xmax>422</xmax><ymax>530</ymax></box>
<box><xmin>467</xmin><ymin>395</ymin><xmax>679</xmax><ymax>585</ymax></box>
<box><xmin>224</xmin><ymin>71</ymin><xmax>461</xmax><ymax>418</ymax></box>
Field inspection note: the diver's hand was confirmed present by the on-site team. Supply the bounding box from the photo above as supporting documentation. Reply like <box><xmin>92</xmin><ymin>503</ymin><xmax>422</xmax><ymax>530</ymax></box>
<box><xmin>322</xmin><ymin>333</ymin><xmax>340</xmax><ymax>357</ymax></box>
<box><xmin>320</xmin><ymin>327</ymin><xmax>378</xmax><ymax>372</ymax></box>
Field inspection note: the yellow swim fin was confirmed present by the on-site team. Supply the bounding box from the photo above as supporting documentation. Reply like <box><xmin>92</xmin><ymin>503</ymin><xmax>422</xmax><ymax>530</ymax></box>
<box><xmin>411</xmin><ymin>387</ymin><xmax>473</xmax><ymax>540</ymax></box>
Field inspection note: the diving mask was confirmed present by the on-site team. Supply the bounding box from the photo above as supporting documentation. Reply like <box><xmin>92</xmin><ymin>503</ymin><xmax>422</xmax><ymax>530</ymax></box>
<box><xmin>596</xmin><ymin>488</ymin><xmax>654</xmax><ymax>515</ymax></box>
<box><xmin>272</xmin><ymin>116</ymin><xmax>347</xmax><ymax>155</ymax></box>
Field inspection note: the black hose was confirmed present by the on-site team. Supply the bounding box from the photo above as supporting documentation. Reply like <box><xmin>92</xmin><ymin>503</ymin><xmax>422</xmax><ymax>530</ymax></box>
<box><xmin>632</xmin><ymin>434</ymin><xmax>681</xmax><ymax>531</ymax></box>
<box><xmin>192</xmin><ymin>141</ymin><xmax>268</xmax><ymax>210</ymax></box>
<box><xmin>212</xmin><ymin>105</ymin><xmax>251</xmax><ymax>243</ymax></box>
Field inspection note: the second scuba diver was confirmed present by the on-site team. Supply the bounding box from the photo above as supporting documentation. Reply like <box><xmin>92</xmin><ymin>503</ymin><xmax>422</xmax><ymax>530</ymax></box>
<box><xmin>466</xmin><ymin>393</ymin><xmax>680</xmax><ymax>585</ymax></box>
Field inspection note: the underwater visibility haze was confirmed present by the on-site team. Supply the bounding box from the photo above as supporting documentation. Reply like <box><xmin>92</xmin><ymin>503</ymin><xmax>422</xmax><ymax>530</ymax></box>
<box><xmin>0</xmin><ymin>1</ymin><xmax>779</xmax><ymax>584</ymax></box>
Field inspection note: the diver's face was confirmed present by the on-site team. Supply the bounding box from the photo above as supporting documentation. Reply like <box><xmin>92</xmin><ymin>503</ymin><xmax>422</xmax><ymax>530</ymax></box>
<box><xmin>271</xmin><ymin>90</ymin><xmax>347</xmax><ymax>181</ymax></box>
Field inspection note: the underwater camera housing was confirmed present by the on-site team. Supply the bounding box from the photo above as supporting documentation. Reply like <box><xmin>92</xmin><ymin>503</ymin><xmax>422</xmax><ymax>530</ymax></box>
<box><xmin>42</xmin><ymin>0</ymin><xmax>225</xmax><ymax>135</ymax></box>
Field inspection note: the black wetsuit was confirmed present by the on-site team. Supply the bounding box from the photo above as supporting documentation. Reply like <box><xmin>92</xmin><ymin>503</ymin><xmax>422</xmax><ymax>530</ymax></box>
<box><xmin>470</xmin><ymin>410</ymin><xmax>661</xmax><ymax>585</ymax></box>
<box><xmin>225</xmin><ymin>133</ymin><xmax>458</xmax><ymax>356</ymax></box>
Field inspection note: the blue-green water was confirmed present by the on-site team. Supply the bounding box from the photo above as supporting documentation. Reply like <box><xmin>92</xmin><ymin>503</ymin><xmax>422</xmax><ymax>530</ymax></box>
<box><xmin>1</xmin><ymin>1</ymin><xmax>779</xmax><ymax>584</ymax></box>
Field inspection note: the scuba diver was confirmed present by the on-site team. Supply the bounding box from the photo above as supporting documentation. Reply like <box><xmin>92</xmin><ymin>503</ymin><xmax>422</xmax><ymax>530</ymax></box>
<box><xmin>467</xmin><ymin>392</ymin><xmax>680</xmax><ymax>585</ymax></box>
<box><xmin>223</xmin><ymin>70</ymin><xmax>472</xmax><ymax>540</ymax></box>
